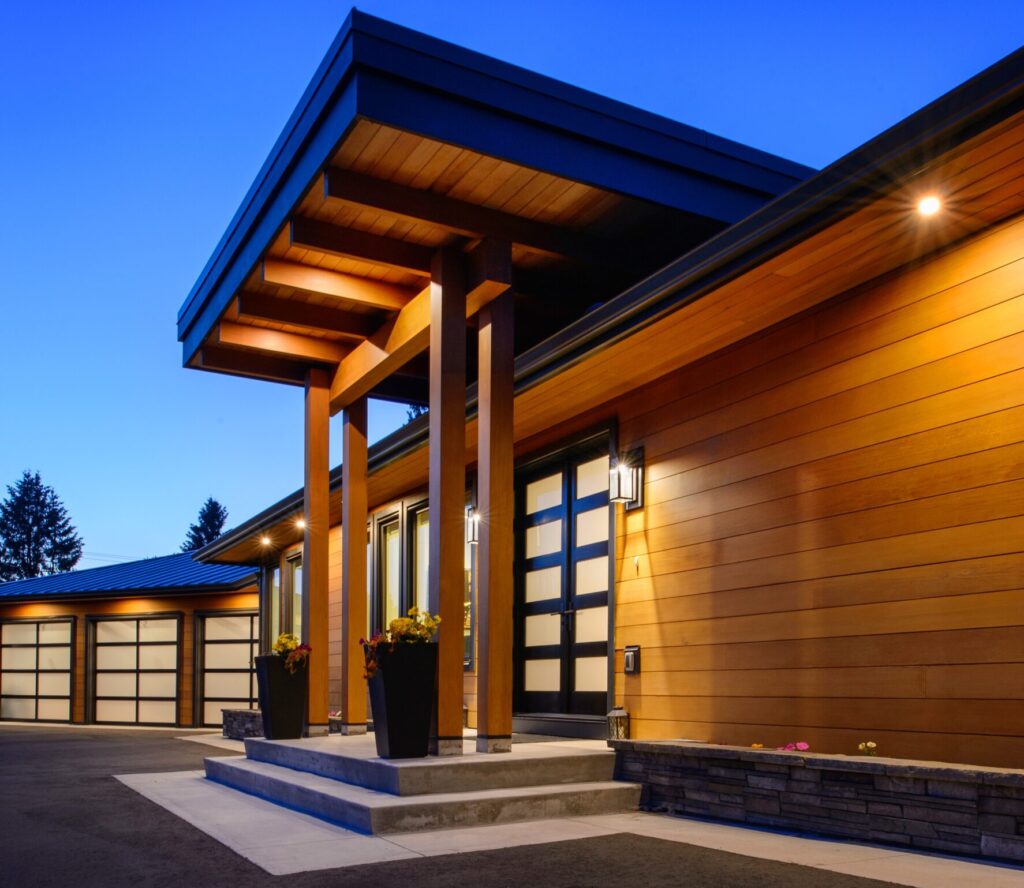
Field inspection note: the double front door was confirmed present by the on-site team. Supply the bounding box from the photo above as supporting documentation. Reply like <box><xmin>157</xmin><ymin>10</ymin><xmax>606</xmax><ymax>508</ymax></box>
<box><xmin>514</xmin><ymin>444</ymin><xmax>611</xmax><ymax>718</ymax></box>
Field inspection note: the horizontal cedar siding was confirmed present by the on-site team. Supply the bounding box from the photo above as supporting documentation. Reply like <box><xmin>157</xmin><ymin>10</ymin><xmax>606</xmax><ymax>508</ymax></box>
<box><xmin>615</xmin><ymin>212</ymin><xmax>1024</xmax><ymax>768</ymax></box>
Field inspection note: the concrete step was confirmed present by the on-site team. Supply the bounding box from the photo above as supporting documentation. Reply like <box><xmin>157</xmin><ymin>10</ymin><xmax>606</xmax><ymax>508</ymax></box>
<box><xmin>244</xmin><ymin>735</ymin><xmax>616</xmax><ymax>795</ymax></box>
<box><xmin>205</xmin><ymin>756</ymin><xmax>640</xmax><ymax>835</ymax></box>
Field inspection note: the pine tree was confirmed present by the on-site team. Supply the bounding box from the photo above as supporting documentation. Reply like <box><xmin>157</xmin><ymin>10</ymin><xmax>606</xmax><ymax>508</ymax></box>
<box><xmin>0</xmin><ymin>471</ymin><xmax>84</xmax><ymax>581</ymax></box>
<box><xmin>405</xmin><ymin>403</ymin><xmax>428</xmax><ymax>423</ymax></box>
<box><xmin>181</xmin><ymin>497</ymin><xmax>228</xmax><ymax>552</ymax></box>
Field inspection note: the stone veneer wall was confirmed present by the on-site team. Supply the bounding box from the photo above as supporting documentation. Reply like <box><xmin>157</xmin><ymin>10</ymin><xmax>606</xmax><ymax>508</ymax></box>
<box><xmin>612</xmin><ymin>740</ymin><xmax>1024</xmax><ymax>864</ymax></box>
<box><xmin>222</xmin><ymin>709</ymin><xmax>263</xmax><ymax>740</ymax></box>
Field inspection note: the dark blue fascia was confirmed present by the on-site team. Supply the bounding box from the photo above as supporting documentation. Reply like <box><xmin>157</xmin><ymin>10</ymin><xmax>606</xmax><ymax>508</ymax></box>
<box><xmin>177</xmin><ymin>10</ymin><xmax>814</xmax><ymax>364</ymax></box>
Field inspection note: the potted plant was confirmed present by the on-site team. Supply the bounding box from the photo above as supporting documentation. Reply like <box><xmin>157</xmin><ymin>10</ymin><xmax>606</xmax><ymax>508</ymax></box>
<box><xmin>362</xmin><ymin>609</ymin><xmax>440</xmax><ymax>759</ymax></box>
<box><xmin>255</xmin><ymin>633</ymin><xmax>311</xmax><ymax>740</ymax></box>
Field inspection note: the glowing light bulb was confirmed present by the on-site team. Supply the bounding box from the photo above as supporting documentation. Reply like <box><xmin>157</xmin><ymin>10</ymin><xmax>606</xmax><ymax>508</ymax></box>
<box><xmin>917</xmin><ymin>195</ymin><xmax>941</xmax><ymax>217</ymax></box>
<box><xmin>260</xmin><ymin>535</ymin><xmax>271</xmax><ymax>546</ymax></box>
<box><xmin>296</xmin><ymin>518</ymin><xmax>306</xmax><ymax>529</ymax></box>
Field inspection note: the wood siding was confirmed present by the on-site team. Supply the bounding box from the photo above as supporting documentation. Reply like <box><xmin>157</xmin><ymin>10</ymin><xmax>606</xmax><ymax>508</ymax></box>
<box><xmin>613</xmin><ymin>212</ymin><xmax>1024</xmax><ymax>768</ymax></box>
<box><xmin>0</xmin><ymin>591</ymin><xmax>257</xmax><ymax>726</ymax></box>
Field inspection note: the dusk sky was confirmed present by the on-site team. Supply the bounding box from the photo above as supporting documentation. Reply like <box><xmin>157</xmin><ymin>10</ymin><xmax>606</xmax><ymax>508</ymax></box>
<box><xmin>2</xmin><ymin>1</ymin><xmax>1022</xmax><ymax>569</ymax></box>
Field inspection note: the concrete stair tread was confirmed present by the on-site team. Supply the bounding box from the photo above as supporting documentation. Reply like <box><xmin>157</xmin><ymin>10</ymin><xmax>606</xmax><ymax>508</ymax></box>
<box><xmin>205</xmin><ymin>756</ymin><xmax>640</xmax><ymax>834</ymax></box>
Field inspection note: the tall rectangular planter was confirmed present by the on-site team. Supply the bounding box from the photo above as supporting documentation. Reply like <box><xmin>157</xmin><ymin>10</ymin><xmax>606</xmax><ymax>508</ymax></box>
<box><xmin>366</xmin><ymin>642</ymin><xmax>437</xmax><ymax>759</ymax></box>
<box><xmin>255</xmin><ymin>655</ymin><xmax>307</xmax><ymax>740</ymax></box>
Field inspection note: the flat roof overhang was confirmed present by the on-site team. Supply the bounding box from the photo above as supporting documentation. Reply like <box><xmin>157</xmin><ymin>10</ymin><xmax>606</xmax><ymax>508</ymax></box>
<box><xmin>176</xmin><ymin>10</ymin><xmax>811</xmax><ymax>400</ymax></box>
<box><xmin>197</xmin><ymin>43</ymin><xmax>1024</xmax><ymax>565</ymax></box>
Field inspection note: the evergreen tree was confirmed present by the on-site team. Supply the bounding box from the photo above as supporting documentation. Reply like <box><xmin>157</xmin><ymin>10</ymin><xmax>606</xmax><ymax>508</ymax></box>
<box><xmin>0</xmin><ymin>471</ymin><xmax>84</xmax><ymax>581</ymax></box>
<box><xmin>405</xmin><ymin>403</ymin><xmax>428</xmax><ymax>423</ymax></box>
<box><xmin>181</xmin><ymin>497</ymin><xmax>228</xmax><ymax>551</ymax></box>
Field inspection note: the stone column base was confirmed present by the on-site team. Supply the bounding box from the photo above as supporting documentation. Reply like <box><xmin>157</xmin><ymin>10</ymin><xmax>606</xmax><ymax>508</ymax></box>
<box><xmin>476</xmin><ymin>735</ymin><xmax>512</xmax><ymax>753</ymax></box>
<box><xmin>339</xmin><ymin>723</ymin><xmax>367</xmax><ymax>735</ymax></box>
<box><xmin>432</xmin><ymin>736</ymin><xmax>464</xmax><ymax>756</ymax></box>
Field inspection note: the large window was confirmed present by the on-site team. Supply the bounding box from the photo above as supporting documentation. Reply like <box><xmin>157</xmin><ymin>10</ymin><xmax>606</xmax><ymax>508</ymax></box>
<box><xmin>288</xmin><ymin>556</ymin><xmax>303</xmax><ymax>641</ymax></box>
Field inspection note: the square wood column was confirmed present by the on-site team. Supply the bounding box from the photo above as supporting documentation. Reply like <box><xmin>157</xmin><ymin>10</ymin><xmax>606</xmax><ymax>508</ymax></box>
<box><xmin>428</xmin><ymin>248</ymin><xmax>467</xmax><ymax>756</ymax></box>
<box><xmin>339</xmin><ymin>396</ymin><xmax>368</xmax><ymax>734</ymax></box>
<box><xmin>476</xmin><ymin>289</ymin><xmax>514</xmax><ymax>753</ymax></box>
<box><xmin>303</xmin><ymin>368</ymin><xmax>330</xmax><ymax>731</ymax></box>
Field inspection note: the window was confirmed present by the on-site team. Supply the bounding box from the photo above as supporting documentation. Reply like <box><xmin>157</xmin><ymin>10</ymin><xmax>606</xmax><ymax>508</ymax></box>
<box><xmin>288</xmin><ymin>557</ymin><xmax>303</xmax><ymax>641</ymax></box>
<box><xmin>267</xmin><ymin>566</ymin><xmax>281</xmax><ymax>642</ymax></box>
<box><xmin>380</xmin><ymin>519</ymin><xmax>401</xmax><ymax>628</ymax></box>
<box><xmin>412</xmin><ymin>509</ymin><xmax>430</xmax><ymax>614</ymax></box>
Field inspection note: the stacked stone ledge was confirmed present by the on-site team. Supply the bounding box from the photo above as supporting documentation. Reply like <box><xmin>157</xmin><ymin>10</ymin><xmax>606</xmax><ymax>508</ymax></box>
<box><xmin>611</xmin><ymin>740</ymin><xmax>1024</xmax><ymax>864</ymax></box>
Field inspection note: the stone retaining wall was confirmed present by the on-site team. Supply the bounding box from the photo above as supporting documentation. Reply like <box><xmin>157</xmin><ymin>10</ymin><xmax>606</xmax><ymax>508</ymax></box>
<box><xmin>221</xmin><ymin>709</ymin><xmax>263</xmax><ymax>740</ymax></box>
<box><xmin>612</xmin><ymin>740</ymin><xmax>1024</xmax><ymax>863</ymax></box>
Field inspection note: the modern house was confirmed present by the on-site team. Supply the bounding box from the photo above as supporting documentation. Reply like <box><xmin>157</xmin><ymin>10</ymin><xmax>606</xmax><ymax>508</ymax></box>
<box><xmin>0</xmin><ymin>553</ymin><xmax>257</xmax><ymax>727</ymax></box>
<box><xmin>176</xmin><ymin>11</ymin><xmax>1023</xmax><ymax>769</ymax></box>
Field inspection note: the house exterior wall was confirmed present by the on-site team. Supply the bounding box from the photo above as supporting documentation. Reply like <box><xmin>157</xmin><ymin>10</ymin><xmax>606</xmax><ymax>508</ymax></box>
<box><xmin>0</xmin><ymin>590</ymin><xmax>257</xmax><ymax>726</ymax></box>
<box><xmin>612</xmin><ymin>212</ymin><xmax>1024</xmax><ymax>768</ymax></box>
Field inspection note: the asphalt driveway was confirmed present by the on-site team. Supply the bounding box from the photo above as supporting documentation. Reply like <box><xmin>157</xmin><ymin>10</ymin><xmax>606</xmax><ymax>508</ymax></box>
<box><xmin>0</xmin><ymin>725</ymin><xmax>897</xmax><ymax>888</ymax></box>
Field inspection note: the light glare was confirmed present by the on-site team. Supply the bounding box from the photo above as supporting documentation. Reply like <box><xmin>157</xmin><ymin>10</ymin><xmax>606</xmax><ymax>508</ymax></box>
<box><xmin>917</xmin><ymin>195</ymin><xmax>941</xmax><ymax>217</ymax></box>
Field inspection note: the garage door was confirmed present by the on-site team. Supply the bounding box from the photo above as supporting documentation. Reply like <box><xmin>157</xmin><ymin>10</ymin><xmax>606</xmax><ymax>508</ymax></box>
<box><xmin>92</xmin><ymin>616</ymin><xmax>179</xmax><ymax>725</ymax></box>
<box><xmin>0</xmin><ymin>619</ymin><xmax>73</xmax><ymax>721</ymax></box>
<box><xmin>198</xmin><ymin>612</ymin><xmax>258</xmax><ymax>727</ymax></box>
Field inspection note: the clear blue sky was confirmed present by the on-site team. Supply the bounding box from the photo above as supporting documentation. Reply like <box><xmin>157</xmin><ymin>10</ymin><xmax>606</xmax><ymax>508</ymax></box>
<box><xmin>1</xmin><ymin>1</ymin><xmax>1021</xmax><ymax>567</ymax></box>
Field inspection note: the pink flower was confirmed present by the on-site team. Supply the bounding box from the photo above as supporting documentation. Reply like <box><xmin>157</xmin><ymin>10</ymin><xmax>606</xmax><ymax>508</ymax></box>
<box><xmin>795</xmin><ymin>742</ymin><xmax>810</xmax><ymax>751</ymax></box>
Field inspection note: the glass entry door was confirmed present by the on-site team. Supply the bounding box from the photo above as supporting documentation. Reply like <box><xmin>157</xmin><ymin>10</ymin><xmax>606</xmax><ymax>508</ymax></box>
<box><xmin>514</xmin><ymin>446</ymin><xmax>611</xmax><ymax>717</ymax></box>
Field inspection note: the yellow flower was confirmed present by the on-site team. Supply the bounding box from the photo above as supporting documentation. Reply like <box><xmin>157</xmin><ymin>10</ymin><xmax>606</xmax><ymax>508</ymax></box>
<box><xmin>750</xmin><ymin>743</ymin><xmax>764</xmax><ymax>749</ymax></box>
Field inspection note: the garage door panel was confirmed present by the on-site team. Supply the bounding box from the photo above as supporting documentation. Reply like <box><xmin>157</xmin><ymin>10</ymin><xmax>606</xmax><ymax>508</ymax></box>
<box><xmin>200</xmin><ymin>613</ymin><xmax>258</xmax><ymax>727</ymax></box>
<box><xmin>0</xmin><ymin>620</ymin><xmax>73</xmax><ymax>723</ymax></box>
<box><xmin>93</xmin><ymin>617</ymin><xmax>179</xmax><ymax>726</ymax></box>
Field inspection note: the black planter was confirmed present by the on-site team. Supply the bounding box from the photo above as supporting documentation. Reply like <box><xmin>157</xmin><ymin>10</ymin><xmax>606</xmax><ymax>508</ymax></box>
<box><xmin>255</xmin><ymin>655</ymin><xmax>307</xmax><ymax>740</ymax></box>
<box><xmin>366</xmin><ymin>642</ymin><xmax>437</xmax><ymax>758</ymax></box>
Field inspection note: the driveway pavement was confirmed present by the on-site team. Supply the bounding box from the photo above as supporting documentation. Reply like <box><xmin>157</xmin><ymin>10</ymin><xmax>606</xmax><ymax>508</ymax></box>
<box><xmin>0</xmin><ymin>725</ymin><xmax>1005</xmax><ymax>887</ymax></box>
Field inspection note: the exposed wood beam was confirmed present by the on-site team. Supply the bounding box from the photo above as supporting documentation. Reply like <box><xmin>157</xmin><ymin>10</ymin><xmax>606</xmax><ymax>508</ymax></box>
<box><xmin>323</xmin><ymin>167</ymin><xmax>634</xmax><ymax>270</ymax></box>
<box><xmin>214</xmin><ymin>322</ymin><xmax>349</xmax><ymax>364</ymax></box>
<box><xmin>262</xmin><ymin>259</ymin><xmax>416</xmax><ymax>311</ymax></box>
<box><xmin>197</xmin><ymin>345</ymin><xmax>307</xmax><ymax>386</ymax></box>
<box><xmin>235</xmin><ymin>291</ymin><xmax>377</xmax><ymax>339</ymax></box>
<box><xmin>289</xmin><ymin>217</ymin><xmax>434</xmax><ymax>276</ymax></box>
<box><xmin>328</xmin><ymin>240</ymin><xmax>512</xmax><ymax>414</ymax></box>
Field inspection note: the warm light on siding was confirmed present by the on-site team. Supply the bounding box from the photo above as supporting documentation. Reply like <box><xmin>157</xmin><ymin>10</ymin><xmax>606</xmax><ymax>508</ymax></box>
<box><xmin>917</xmin><ymin>195</ymin><xmax>942</xmax><ymax>217</ymax></box>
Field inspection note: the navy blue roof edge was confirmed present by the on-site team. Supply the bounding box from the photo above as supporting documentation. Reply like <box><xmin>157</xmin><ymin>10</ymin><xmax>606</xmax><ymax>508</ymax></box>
<box><xmin>195</xmin><ymin>42</ymin><xmax>1024</xmax><ymax>565</ymax></box>
<box><xmin>0</xmin><ymin>552</ymin><xmax>257</xmax><ymax>601</ymax></box>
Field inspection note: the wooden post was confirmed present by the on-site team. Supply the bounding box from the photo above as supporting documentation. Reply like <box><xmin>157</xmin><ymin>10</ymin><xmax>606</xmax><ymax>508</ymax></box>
<box><xmin>303</xmin><ymin>368</ymin><xmax>330</xmax><ymax>732</ymax></box>
<box><xmin>340</xmin><ymin>396</ymin><xmax>369</xmax><ymax>734</ymax></box>
<box><xmin>428</xmin><ymin>248</ymin><xmax>467</xmax><ymax>756</ymax></box>
<box><xmin>476</xmin><ymin>288</ymin><xmax>514</xmax><ymax>753</ymax></box>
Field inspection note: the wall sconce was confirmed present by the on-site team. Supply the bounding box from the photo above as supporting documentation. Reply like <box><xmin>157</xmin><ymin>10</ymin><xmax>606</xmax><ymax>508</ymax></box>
<box><xmin>465</xmin><ymin>506</ymin><xmax>480</xmax><ymax>545</ymax></box>
<box><xmin>609</xmin><ymin>447</ymin><xmax>644</xmax><ymax>510</ymax></box>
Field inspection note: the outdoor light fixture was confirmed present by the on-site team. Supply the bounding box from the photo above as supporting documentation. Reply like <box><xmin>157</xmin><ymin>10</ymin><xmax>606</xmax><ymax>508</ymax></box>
<box><xmin>296</xmin><ymin>518</ymin><xmax>306</xmax><ymax>530</ymax></box>
<box><xmin>607</xmin><ymin>705</ymin><xmax>630</xmax><ymax>740</ymax></box>
<box><xmin>465</xmin><ymin>506</ymin><xmax>480</xmax><ymax>545</ymax></box>
<box><xmin>609</xmin><ymin>448</ymin><xmax>644</xmax><ymax>510</ymax></box>
<box><xmin>917</xmin><ymin>194</ymin><xmax>942</xmax><ymax>217</ymax></box>
<box><xmin>259</xmin><ymin>534</ymin><xmax>272</xmax><ymax>547</ymax></box>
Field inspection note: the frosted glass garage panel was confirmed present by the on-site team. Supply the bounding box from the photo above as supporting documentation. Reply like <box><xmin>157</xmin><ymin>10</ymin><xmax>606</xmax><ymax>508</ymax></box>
<box><xmin>37</xmin><ymin>699</ymin><xmax>70</xmax><ymax>721</ymax></box>
<box><xmin>1</xmin><ymin>697</ymin><xmax>34</xmax><ymax>719</ymax></box>
<box><xmin>204</xmin><ymin>643</ymin><xmax>251</xmax><ymax>670</ymax></box>
<box><xmin>576</xmin><ymin>556</ymin><xmax>609</xmax><ymax>595</ymax></box>
<box><xmin>96</xmin><ymin>646</ymin><xmax>136</xmax><ymax>670</ymax></box>
<box><xmin>96</xmin><ymin>673</ymin><xmax>136</xmax><ymax>697</ymax></box>
<box><xmin>575</xmin><ymin>506</ymin><xmax>608</xmax><ymax>547</ymax></box>
<box><xmin>526</xmin><ymin>473</ymin><xmax>562</xmax><ymax>514</ymax></box>
<box><xmin>2</xmin><ymin>623</ymin><xmax>36</xmax><ymax>644</ymax></box>
<box><xmin>524</xmin><ymin>613</ymin><xmax>561</xmax><ymax>647</ymax></box>
<box><xmin>139</xmin><ymin>645</ymin><xmax>177</xmax><ymax>670</ymax></box>
<box><xmin>138</xmin><ymin>700</ymin><xmax>176</xmax><ymax>724</ymax></box>
<box><xmin>96</xmin><ymin>700</ymin><xmax>135</xmax><ymax>722</ymax></box>
<box><xmin>575</xmin><ymin>606</ymin><xmax>608</xmax><ymax>643</ymax></box>
<box><xmin>204</xmin><ymin>616</ymin><xmax>251</xmax><ymax>641</ymax></box>
<box><xmin>525</xmin><ymin>520</ymin><xmax>561</xmax><ymax>558</ymax></box>
<box><xmin>1</xmin><ymin>673</ymin><xmax>35</xmax><ymax>695</ymax></box>
<box><xmin>525</xmin><ymin>566</ymin><xmax>561</xmax><ymax>603</ymax></box>
<box><xmin>139</xmin><ymin>620</ymin><xmax>178</xmax><ymax>642</ymax></box>
<box><xmin>138</xmin><ymin>673</ymin><xmax>177</xmax><ymax>698</ymax></box>
<box><xmin>38</xmin><ymin>647</ymin><xmax>70</xmax><ymax>670</ymax></box>
<box><xmin>97</xmin><ymin>621</ymin><xmax>135</xmax><ymax>643</ymax></box>
<box><xmin>3</xmin><ymin>647</ymin><xmax>36</xmax><ymax>669</ymax></box>
<box><xmin>205</xmin><ymin>673</ymin><xmax>251</xmax><ymax>699</ymax></box>
<box><xmin>37</xmin><ymin>672</ymin><xmax>70</xmax><ymax>697</ymax></box>
<box><xmin>523</xmin><ymin>659</ymin><xmax>560</xmax><ymax>692</ymax></box>
<box><xmin>38</xmin><ymin>623</ymin><xmax>71</xmax><ymax>644</ymax></box>
<box><xmin>574</xmin><ymin>656</ymin><xmax>608</xmax><ymax>692</ymax></box>
<box><xmin>204</xmin><ymin>702</ymin><xmax>239</xmax><ymax>725</ymax></box>
<box><xmin>576</xmin><ymin>455</ymin><xmax>610</xmax><ymax>499</ymax></box>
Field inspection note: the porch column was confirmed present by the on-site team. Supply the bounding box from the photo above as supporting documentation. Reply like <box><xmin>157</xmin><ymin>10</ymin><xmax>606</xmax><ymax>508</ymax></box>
<box><xmin>476</xmin><ymin>289</ymin><xmax>514</xmax><ymax>753</ymax></box>
<box><xmin>339</xmin><ymin>396</ymin><xmax>369</xmax><ymax>734</ymax></box>
<box><xmin>303</xmin><ymin>368</ymin><xmax>330</xmax><ymax>731</ymax></box>
<box><xmin>428</xmin><ymin>248</ymin><xmax>467</xmax><ymax>756</ymax></box>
